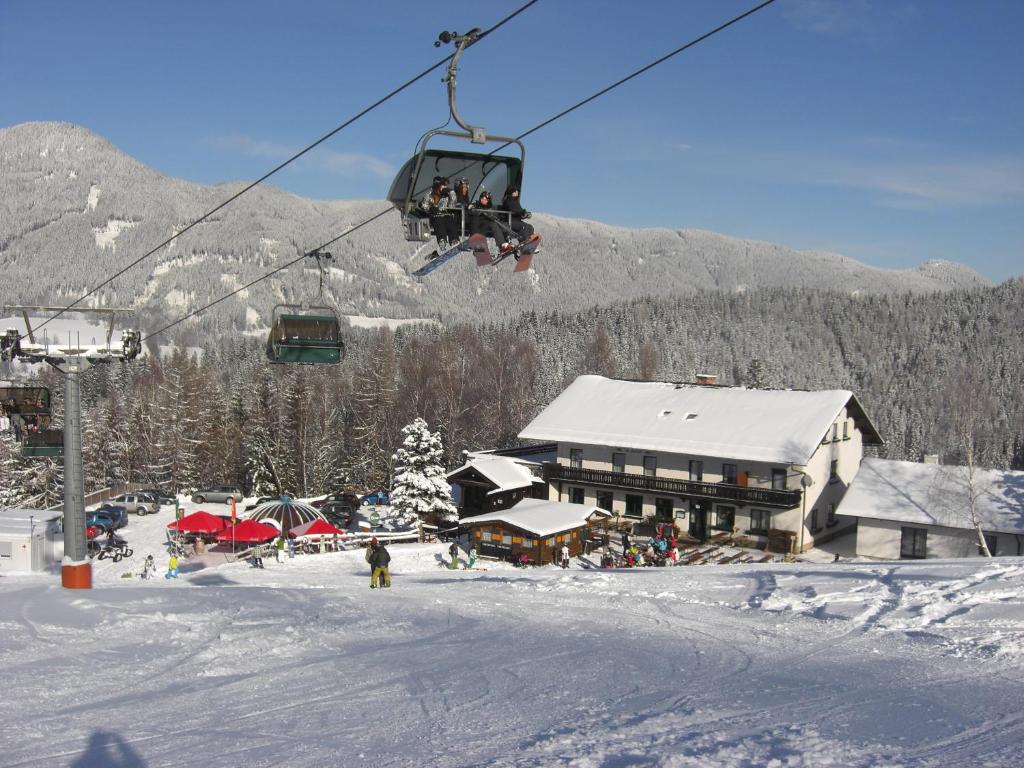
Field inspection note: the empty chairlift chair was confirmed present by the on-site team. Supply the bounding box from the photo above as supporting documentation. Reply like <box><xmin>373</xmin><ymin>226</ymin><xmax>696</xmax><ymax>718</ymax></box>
<box><xmin>266</xmin><ymin>305</ymin><xmax>345</xmax><ymax>365</ymax></box>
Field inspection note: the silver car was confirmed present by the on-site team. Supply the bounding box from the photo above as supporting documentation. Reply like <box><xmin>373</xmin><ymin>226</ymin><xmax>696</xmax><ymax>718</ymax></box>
<box><xmin>191</xmin><ymin>485</ymin><xmax>244</xmax><ymax>505</ymax></box>
<box><xmin>105</xmin><ymin>493</ymin><xmax>158</xmax><ymax>516</ymax></box>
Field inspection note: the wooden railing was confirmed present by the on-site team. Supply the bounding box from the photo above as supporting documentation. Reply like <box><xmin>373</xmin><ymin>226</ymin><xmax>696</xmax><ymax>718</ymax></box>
<box><xmin>545</xmin><ymin>465</ymin><xmax>802</xmax><ymax>509</ymax></box>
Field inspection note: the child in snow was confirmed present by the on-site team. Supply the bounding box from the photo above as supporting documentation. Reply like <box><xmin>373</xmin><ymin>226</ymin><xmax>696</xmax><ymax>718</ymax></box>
<box><xmin>560</xmin><ymin>544</ymin><xmax>570</xmax><ymax>569</ymax></box>
<box><xmin>448</xmin><ymin>542</ymin><xmax>459</xmax><ymax>570</ymax></box>
<box><xmin>251</xmin><ymin>543</ymin><xmax>265</xmax><ymax>569</ymax></box>
<box><xmin>165</xmin><ymin>555</ymin><xmax>179</xmax><ymax>579</ymax></box>
<box><xmin>142</xmin><ymin>554</ymin><xmax>156</xmax><ymax>580</ymax></box>
<box><xmin>276</xmin><ymin>536</ymin><xmax>286</xmax><ymax>563</ymax></box>
<box><xmin>467</xmin><ymin>546</ymin><xmax>478</xmax><ymax>569</ymax></box>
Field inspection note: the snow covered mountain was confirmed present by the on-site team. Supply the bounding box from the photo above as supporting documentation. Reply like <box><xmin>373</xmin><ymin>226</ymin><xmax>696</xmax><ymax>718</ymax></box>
<box><xmin>0</xmin><ymin>122</ymin><xmax>990</xmax><ymax>331</ymax></box>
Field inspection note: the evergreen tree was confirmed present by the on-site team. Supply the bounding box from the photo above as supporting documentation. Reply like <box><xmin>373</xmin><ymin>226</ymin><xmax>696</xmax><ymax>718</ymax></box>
<box><xmin>390</xmin><ymin>418</ymin><xmax>456</xmax><ymax>526</ymax></box>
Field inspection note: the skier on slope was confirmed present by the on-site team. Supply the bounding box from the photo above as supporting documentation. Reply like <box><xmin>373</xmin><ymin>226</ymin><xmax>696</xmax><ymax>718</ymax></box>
<box><xmin>370</xmin><ymin>539</ymin><xmax>391</xmax><ymax>588</ymax></box>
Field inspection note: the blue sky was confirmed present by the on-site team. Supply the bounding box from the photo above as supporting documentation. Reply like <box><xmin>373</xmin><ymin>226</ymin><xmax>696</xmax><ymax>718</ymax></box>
<box><xmin>2</xmin><ymin>0</ymin><xmax>1021</xmax><ymax>281</ymax></box>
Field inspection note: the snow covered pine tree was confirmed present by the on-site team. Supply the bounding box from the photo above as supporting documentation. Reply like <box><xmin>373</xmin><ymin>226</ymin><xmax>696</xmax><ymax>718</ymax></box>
<box><xmin>390</xmin><ymin>418</ymin><xmax>456</xmax><ymax>529</ymax></box>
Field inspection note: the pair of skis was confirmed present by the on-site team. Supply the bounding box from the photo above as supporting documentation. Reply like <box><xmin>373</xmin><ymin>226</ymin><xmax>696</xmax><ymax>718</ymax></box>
<box><xmin>412</xmin><ymin>232</ymin><xmax>542</xmax><ymax>279</ymax></box>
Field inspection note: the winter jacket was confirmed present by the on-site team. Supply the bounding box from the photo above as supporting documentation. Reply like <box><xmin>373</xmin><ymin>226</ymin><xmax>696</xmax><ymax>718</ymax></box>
<box><xmin>370</xmin><ymin>545</ymin><xmax>391</xmax><ymax>569</ymax></box>
<box><xmin>449</xmin><ymin>543</ymin><xmax>459</xmax><ymax>557</ymax></box>
<box><xmin>420</xmin><ymin>189</ymin><xmax>456</xmax><ymax>214</ymax></box>
<box><xmin>501</xmin><ymin>192</ymin><xmax>530</xmax><ymax>219</ymax></box>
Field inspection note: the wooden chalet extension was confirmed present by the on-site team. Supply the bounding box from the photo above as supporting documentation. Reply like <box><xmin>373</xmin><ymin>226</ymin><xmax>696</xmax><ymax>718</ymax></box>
<box><xmin>461</xmin><ymin>498</ymin><xmax>611</xmax><ymax>564</ymax></box>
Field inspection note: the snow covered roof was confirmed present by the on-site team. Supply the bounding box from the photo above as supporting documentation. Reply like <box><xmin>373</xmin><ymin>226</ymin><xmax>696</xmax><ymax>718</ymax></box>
<box><xmin>461</xmin><ymin>498</ymin><xmax>611</xmax><ymax>537</ymax></box>
<box><xmin>518</xmin><ymin>375</ymin><xmax>881</xmax><ymax>465</ymax></box>
<box><xmin>0</xmin><ymin>507</ymin><xmax>63</xmax><ymax>534</ymax></box>
<box><xmin>840</xmin><ymin>458</ymin><xmax>1024</xmax><ymax>535</ymax></box>
<box><xmin>447</xmin><ymin>455</ymin><xmax>543</xmax><ymax>494</ymax></box>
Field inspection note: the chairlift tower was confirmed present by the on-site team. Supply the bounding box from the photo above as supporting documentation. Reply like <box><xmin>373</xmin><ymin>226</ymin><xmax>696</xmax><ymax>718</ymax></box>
<box><xmin>3</xmin><ymin>306</ymin><xmax>142</xmax><ymax>589</ymax></box>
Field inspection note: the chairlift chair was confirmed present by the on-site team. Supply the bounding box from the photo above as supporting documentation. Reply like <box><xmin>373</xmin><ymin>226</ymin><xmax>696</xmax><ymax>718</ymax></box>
<box><xmin>388</xmin><ymin>29</ymin><xmax>526</xmax><ymax>243</ymax></box>
<box><xmin>266</xmin><ymin>304</ymin><xmax>345</xmax><ymax>365</ymax></box>
<box><xmin>21</xmin><ymin>428</ymin><xmax>64</xmax><ymax>458</ymax></box>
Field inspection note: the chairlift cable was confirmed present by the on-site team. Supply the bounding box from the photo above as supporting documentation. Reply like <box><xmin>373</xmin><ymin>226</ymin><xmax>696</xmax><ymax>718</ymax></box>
<box><xmin>19</xmin><ymin>0</ymin><xmax>544</xmax><ymax>343</ymax></box>
<box><xmin>143</xmin><ymin>0</ymin><xmax>777</xmax><ymax>343</ymax></box>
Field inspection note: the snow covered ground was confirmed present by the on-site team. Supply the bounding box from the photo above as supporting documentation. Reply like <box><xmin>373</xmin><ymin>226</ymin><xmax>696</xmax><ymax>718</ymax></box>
<box><xmin>1</xmin><ymin>500</ymin><xmax>1023</xmax><ymax>767</ymax></box>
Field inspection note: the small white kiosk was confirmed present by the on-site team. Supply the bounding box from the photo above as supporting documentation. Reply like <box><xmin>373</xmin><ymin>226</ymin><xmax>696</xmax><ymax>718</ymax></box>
<box><xmin>0</xmin><ymin>508</ymin><xmax>64</xmax><ymax>572</ymax></box>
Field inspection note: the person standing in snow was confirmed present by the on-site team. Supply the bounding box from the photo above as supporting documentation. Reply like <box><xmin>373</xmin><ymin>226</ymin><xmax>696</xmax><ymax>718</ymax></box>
<box><xmin>370</xmin><ymin>540</ymin><xmax>391</xmax><ymax>588</ymax></box>
<box><xmin>621</xmin><ymin>532</ymin><xmax>631</xmax><ymax>557</ymax></box>
<box><xmin>467</xmin><ymin>546</ymin><xmax>478</xmax><ymax>570</ymax></box>
<box><xmin>448</xmin><ymin>541</ymin><xmax>459</xmax><ymax>570</ymax></box>
<box><xmin>288</xmin><ymin>536</ymin><xmax>296</xmax><ymax>559</ymax></box>
<box><xmin>276</xmin><ymin>536</ymin><xmax>286</xmax><ymax>563</ymax></box>
<box><xmin>165</xmin><ymin>554</ymin><xmax>179</xmax><ymax>579</ymax></box>
<box><xmin>252</xmin><ymin>542</ymin><xmax>265</xmax><ymax>569</ymax></box>
<box><xmin>560</xmin><ymin>543</ymin><xmax>570</xmax><ymax>569</ymax></box>
<box><xmin>142</xmin><ymin>554</ymin><xmax>156</xmax><ymax>580</ymax></box>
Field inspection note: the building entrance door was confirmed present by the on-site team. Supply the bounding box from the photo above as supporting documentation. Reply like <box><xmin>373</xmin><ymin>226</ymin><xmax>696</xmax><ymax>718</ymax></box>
<box><xmin>654</xmin><ymin>498</ymin><xmax>674</xmax><ymax>524</ymax></box>
<box><xmin>688</xmin><ymin>500</ymin><xmax>709</xmax><ymax>540</ymax></box>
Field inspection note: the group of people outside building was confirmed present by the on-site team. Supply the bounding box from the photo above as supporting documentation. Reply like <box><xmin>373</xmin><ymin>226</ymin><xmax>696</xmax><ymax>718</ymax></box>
<box><xmin>420</xmin><ymin>176</ymin><xmax>534</xmax><ymax>255</ymax></box>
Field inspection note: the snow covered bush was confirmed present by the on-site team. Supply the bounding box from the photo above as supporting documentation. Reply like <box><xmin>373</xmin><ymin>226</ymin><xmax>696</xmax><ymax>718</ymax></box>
<box><xmin>389</xmin><ymin>418</ymin><xmax>456</xmax><ymax>527</ymax></box>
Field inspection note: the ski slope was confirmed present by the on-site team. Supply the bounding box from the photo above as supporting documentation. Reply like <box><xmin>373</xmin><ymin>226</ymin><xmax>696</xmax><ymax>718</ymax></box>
<box><xmin>1</xmin><ymin>505</ymin><xmax>1023</xmax><ymax>767</ymax></box>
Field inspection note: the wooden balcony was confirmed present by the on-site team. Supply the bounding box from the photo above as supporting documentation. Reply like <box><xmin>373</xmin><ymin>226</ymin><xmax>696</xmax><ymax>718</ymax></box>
<box><xmin>545</xmin><ymin>464</ymin><xmax>802</xmax><ymax>509</ymax></box>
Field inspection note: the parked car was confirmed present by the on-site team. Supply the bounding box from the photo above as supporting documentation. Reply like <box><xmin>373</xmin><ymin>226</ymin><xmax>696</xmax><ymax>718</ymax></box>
<box><xmin>136</xmin><ymin>488</ymin><xmax>177</xmax><ymax>505</ymax></box>
<box><xmin>104</xmin><ymin>493</ymin><xmax>158</xmax><ymax>516</ymax></box>
<box><xmin>191</xmin><ymin>485</ymin><xmax>244</xmax><ymax>505</ymax></box>
<box><xmin>85</xmin><ymin>510</ymin><xmax>117</xmax><ymax>532</ymax></box>
<box><xmin>311</xmin><ymin>491</ymin><xmax>361</xmax><ymax>510</ymax></box>
<box><xmin>244</xmin><ymin>495</ymin><xmax>285</xmax><ymax>512</ymax></box>
<box><xmin>320</xmin><ymin>501</ymin><xmax>353</xmax><ymax>528</ymax></box>
<box><xmin>361</xmin><ymin>490</ymin><xmax>391</xmax><ymax>506</ymax></box>
<box><xmin>96</xmin><ymin>505</ymin><xmax>129</xmax><ymax>528</ymax></box>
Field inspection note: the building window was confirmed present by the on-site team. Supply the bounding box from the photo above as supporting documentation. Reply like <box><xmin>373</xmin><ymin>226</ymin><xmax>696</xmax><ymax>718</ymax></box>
<box><xmin>612</xmin><ymin>452</ymin><xmax>626</xmax><ymax>474</ymax></box>
<box><xmin>826</xmin><ymin>504</ymin><xmax>836</xmax><ymax>527</ymax></box>
<box><xmin>625</xmin><ymin>494</ymin><xmax>644</xmax><ymax>519</ymax></box>
<box><xmin>810</xmin><ymin>508</ymin><xmax>820</xmax><ymax>532</ymax></box>
<box><xmin>750</xmin><ymin>509</ymin><xmax>771</xmax><ymax>534</ymax></box>
<box><xmin>569</xmin><ymin>487</ymin><xmax>585</xmax><ymax>505</ymax></box>
<box><xmin>596</xmin><ymin>491</ymin><xmax>613</xmax><ymax>512</ymax></box>
<box><xmin>713</xmin><ymin>505</ymin><xmax>735</xmax><ymax>531</ymax></box>
<box><xmin>722</xmin><ymin>463</ymin><xmax>738</xmax><ymax>484</ymax></box>
<box><xmin>481</xmin><ymin>531</ymin><xmax>492</xmax><ymax>542</ymax></box>
<box><xmin>502</xmin><ymin>534</ymin><xmax>512</xmax><ymax>545</ymax></box>
<box><xmin>900</xmin><ymin>527</ymin><xmax>927</xmax><ymax>559</ymax></box>
<box><xmin>655</xmin><ymin>497</ymin><xmax>673</xmax><ymax>520</ymax></box>
<box><xmin>842</xmin><ymin>421</ymin><xmax>850</xmax><ymax>440</ymax></box>
<box><xmin>829</xmin><ymin>460</ymin><xmax>839</xmax><ymax>484</ymax></box>
<box><xmin>569</xmin><ymin>448</ymin><xmax>583</xmax><ymax>469</ymax></box>
<box><xmin>643</xmin><ymin>455</ymin><xmax>657</xmax><ymax>477</ymax></box>
<box><xmin>689</xmin><ymin>460</ymin><xmax>703</xmax><ymax>482</ymax></box>
<box><xmin>771</xmin><ymin>469</ymin><xmax>787</xmax><ymax>490</ymax></box>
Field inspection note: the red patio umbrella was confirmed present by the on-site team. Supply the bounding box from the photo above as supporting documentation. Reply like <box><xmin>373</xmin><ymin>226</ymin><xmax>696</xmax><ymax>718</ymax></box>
<box><xmin>289</xmin><ymin>518</ymin><xmax>346</xmax><ymax>538</ymax></box>
<box><xmin>215</xmin><ymin>519</ymin><xmax>279</xmax><ymax>544</ymax></box>
<box><xmin>167</xmin><ymin>510</ymin><xmax>227</xmax><ymax>534</ymax></box>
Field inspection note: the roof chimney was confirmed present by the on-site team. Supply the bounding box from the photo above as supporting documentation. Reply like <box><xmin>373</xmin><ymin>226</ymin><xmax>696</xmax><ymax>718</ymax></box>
<box><xmin>695</xmin><ymin>373</ymin><xmax>718</xmax><ymax>386</ymax></box>
<box><xmin>922</xmin><ymin>454</ymin><xmax>940</xmax><ymax>465</ymax></box>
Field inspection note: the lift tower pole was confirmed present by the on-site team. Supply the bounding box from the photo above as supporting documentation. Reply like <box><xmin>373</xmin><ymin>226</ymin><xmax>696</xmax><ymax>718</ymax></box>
<box><xmin>58</xmin><ymin>358</ymin><xmax>90</xmax><ymax>587</ymax></box>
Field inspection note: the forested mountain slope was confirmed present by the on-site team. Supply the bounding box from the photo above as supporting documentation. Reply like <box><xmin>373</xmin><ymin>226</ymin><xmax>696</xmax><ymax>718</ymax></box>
<box><xmin>1</xmin><ymin>122</ymin><xmax>990</xmax><ymax>332</ymax></box>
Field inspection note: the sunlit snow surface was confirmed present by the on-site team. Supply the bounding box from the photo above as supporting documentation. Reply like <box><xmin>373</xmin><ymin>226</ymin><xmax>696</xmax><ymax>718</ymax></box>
<box><xmin>2</xmin><ymin>503</ymin><xmax>1023</xmax><ymax>767</ymax></box>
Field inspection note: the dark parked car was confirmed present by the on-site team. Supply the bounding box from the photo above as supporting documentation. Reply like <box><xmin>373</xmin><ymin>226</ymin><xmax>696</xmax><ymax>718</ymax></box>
<box><xmin>320</xmin><ymin>501</ymin><xmax>353</xmax><ymax>528</ymax></box>
<box><xmin>311</xmin><ymin>492</ymin><xmax>361</xmax><ymax>510</ymax></box>
<box><xmin>361</xmin><ymin>490</ymin><xmax>391</xmax><ymax>506</ymax></box>
<box><xmin>136</xmin><ymin>488</ymin><xmax>177</xmax><ymax>505</ymax></box>
<box><xmin>191</xmin><ymin>485</ymin><xmax>244</xmax><ymax>504</ymax></box>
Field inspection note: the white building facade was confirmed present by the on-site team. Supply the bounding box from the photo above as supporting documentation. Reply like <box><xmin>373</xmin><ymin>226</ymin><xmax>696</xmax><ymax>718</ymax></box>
<box><xmin>838</xmin><ymin>458</ymin><xmax>1024</xmax><ymax>559</ymax></box>
<box><xmin>519</xmin><ymin>375</ymin><xmax>882</xmax><ymax>552</ymax></box>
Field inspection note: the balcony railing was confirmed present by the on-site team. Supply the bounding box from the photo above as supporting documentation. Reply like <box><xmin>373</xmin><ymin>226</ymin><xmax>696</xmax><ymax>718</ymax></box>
<box><xmin>545</xmin><ymin>464</ymin><xmax>802</xmax><ymax>509</ymax></box>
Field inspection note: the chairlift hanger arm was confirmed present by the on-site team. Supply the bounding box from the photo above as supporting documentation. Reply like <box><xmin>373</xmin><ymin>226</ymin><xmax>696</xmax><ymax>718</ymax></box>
<box><xmin>436</xmin><ymin>28</ymin><xmax>486</xmax><ymax>143</ymax></box>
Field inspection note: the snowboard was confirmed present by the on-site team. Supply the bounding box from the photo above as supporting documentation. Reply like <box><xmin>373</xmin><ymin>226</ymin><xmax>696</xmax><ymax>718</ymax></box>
<box><xmin>513</xmin><ymin>233</ymin><xmax>542</xmax><ymax>272</ymax></box>
<box><xmin>469</xmin><ymin>233</ymin><xmax>493</xmax><ymax>266</ymax></box>
<box><xmin>413</xmin><ymin>238</ymin><xmax>471</xmax><ymax>278</ymax></box>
